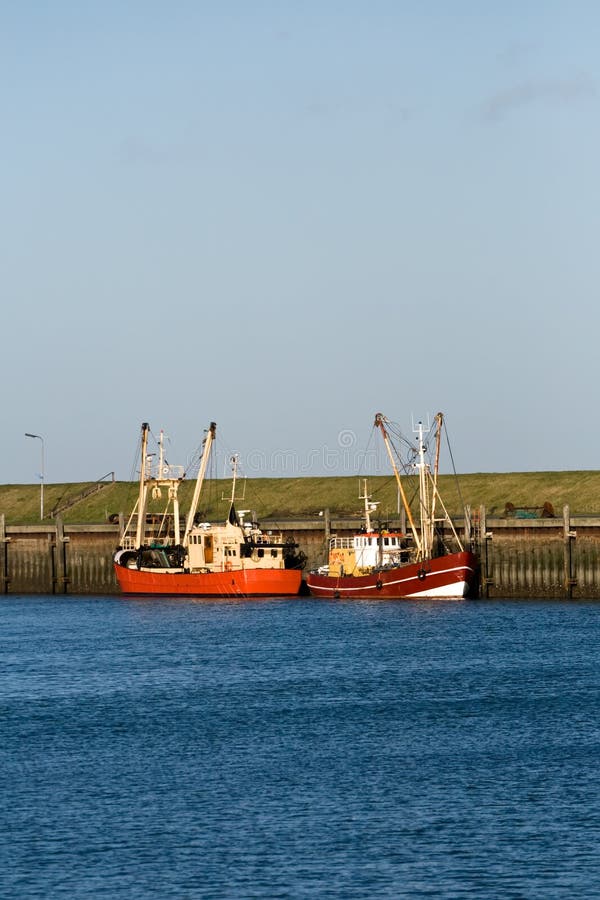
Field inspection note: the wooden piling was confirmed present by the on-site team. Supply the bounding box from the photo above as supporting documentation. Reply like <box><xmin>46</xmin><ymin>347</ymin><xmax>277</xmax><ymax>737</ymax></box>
<box><xmin>464</xmin><ymin>504</ymin><xmax>471</xmax><ymax>548</ymax></box>
<box><xmin>0</xmin><ymin>514</ymin><xmax>10</xmax><ymax>594</ymax></box>
<box><xmin>563</xmin><ymin>504</ymin><xmax>576</xmax><ymax>599</ymax></box>
<box><xmin>479</xmin><ymin>505</ymin><xmax>493</xmax><ymax>599</ymax></box>
<box><xmin>54</xmin><ymin>517</ymin><xmax>69</xmax><ymax>594</ymax></box>
<box><xmin>323</xmin><ymin>508</ymin><xmax>331</xmax><ymax>546</ymax></box>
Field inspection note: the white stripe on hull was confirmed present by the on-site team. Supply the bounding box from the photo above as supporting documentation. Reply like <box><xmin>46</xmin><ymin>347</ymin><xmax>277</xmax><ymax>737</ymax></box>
<box><xmin>307</xmin><ymin>564</ymin><xmax>476</xmax><ymax>599</ymax></box>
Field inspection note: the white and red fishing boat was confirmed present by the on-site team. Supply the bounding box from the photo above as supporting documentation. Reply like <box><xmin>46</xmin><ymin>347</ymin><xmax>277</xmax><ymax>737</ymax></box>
<box><xmin>306</xmin><ymin>413</ymin><xmax>478</xmax><ymax>600</ymax></box>
<box><xmin>114</xmin><ymin>422</ymin><xmax>304</xmax><ymax>597</ymax></box>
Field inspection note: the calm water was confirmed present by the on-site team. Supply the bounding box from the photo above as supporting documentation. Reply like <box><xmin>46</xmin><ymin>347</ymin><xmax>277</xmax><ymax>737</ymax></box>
<box><xmin>2</xmin><ymin>597</ymin><xmax>600</xmax><ymax>899</ymax></box>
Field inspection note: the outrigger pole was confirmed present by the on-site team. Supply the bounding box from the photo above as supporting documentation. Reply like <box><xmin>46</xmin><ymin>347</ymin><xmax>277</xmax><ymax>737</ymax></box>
<box><xmin>182</xmin><ymin>422</ymin><xmax>217</xmax><ymax>547</ymax></box>
<box><xmin>374</xmin><ymin>413</ymin><xmax>423</xmax><ymax>558</ymax></box>
<box><xmin>427</xmin><ymin>412</ymin><xmax>443</xmax><ymax>551</ymax></box>
<box><xmin>134</xmin><ymin>423</ymin><xmax>150</xmax><ymax>550</ymax></box>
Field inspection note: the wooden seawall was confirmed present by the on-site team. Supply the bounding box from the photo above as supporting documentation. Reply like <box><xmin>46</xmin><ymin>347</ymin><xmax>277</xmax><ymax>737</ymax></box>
<box><xmin>1</xmin><ymin>507</ymin><xmax>599</xmax><ymax>598</ymax></box>
<box><xmin>0</xmin><ymin>518</ymin><xmax>118</xmax><ymax>595</ymax></box>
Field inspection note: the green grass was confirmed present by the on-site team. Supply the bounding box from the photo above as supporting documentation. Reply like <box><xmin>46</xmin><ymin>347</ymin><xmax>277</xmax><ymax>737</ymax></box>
<box><xmin>2</xmin><ymin>470</ymin><xmax>600</xmax><ymax>525</ymax></box>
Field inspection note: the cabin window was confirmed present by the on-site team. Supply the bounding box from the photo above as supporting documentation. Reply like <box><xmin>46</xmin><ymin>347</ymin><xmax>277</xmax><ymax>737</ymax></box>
<box><xmin>384</xmin><ymin>538</ymin><xmax>389</xmax><ymax>546</ymax></box>
<box><xmin>257</xmin><ymin>548</ymin><xmax>264</xmax><ymax>558</ymax></box>
<box><xmin>271</xmin><ymin>549</ymin><xmax>278</xmax><ymax>558</ymax></box>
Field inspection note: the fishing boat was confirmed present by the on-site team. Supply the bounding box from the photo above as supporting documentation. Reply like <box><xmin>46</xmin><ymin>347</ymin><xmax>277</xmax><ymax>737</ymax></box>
<box><xmin>114</xmin><ymin>422</ymin><xmax>304</xmax><ymax>597</ymax></box>
<box><xmin>306</xmin><ymin>413</ymin><xmax>478</xmax><ymax>600</ymax></box>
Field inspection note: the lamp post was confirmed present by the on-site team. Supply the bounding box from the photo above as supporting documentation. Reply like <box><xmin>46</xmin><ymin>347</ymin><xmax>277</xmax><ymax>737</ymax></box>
<box><xmin>25</xmin><ymin>433</ymin><xmax>45</xmax><ymax>520</ymax></box>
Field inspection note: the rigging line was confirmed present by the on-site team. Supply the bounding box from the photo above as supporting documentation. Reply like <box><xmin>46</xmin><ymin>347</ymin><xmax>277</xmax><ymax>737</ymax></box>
<box><xmin>213</xmin><ymin>432</ymin><xmax>241</xmax><ymax>472</ymax></box>
<box><xmin>356</xmin><ymin>425</ymin><xmax>377</xmax><ymax>478</ymax></box>
<box><xmin>147</xmin><ymin>426</ymin><xmax>165</xmax><ymax>465</ymax></box>
<box><xmin>371</xmin><ymin>473</ymin><xmax>400</xmax><ymax>502</ymax></box>
<box><xmin>230</xmin><ymin>456</ymin><xmax>300</xmax><ymax>536</ymax></box>
<box><xmin>391</xmin><ymin>433</ymin><xmax>416</xmax><ymax>477</ymax></box>
<box><xmin>190</xmin><ymin>444</ymin><xmax>220</xmax><ymax>520</ymax></box>
<box><xmin>127</xmin><ymin>433</ymin><xmax>142</xmax><ymax>483</ymax></box>
<box><xmin>184</xmin><ymin>443</ymin><xmax>204</xmax><ymax>480</ymax></box>
<box><xmin>382</xmin><ymin>422</ymin><xmax>421</xmax><ymax>475</ymax></box>
<box><xmin>121</xmin><ymin>427</ymin><xmax>151</xmax><ymax>543</ymax></box>
<box><xmin>206</xmin><ymin>447</ymin><xmax>219</xmax><ymax>516</ymax></box>
<box><xmin>211</xmin><ymin>447</ymin><xmax>266</xmax><ymax>525</ymax></box>
<box><xmin>182</xmin><ymin>426</ymin><xmax>213</xmax><ymax>480</ymax></box>
<box><xmin>374</xmin><ymin>419</ymin><xmax>422</xmax><ymax>519</ymax></box>
<box><xmin>201</xmin><ymin>432</ymin><xmax>245</xmax><ymax>510</ymax></box>
<box><xmin>443</xmin><ymin>418</ymin><xmax>468</xmax><ymax>515</ymax></box>
<box><xmin>236</xmin><ymin>472</ymin><xmax>288</xmax><ymax>533</ymax></box>
<box><xmin>370</xmin><ymin>473</ymin><xmax>419</xmax><ymax>525</ymax></box>
<box><xmin>383</xmin><ymin>418</ymin><xmax>417</xmax><ymax>450</ymax></box>
<box><xmin>124</xmin><ymin>430</ymin><xmax>145</xmax><ymax>516</ymax></box>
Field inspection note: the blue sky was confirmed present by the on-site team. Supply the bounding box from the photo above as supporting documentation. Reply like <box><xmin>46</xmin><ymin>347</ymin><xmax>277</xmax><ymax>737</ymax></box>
<box><xmin>3</xmin><ymin>1</ymin><xmax>600</xmax><ymax>483</ymax></box>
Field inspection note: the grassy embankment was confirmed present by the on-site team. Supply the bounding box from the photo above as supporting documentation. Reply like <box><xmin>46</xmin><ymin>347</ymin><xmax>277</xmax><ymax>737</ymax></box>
<box><xmin>2</xmin><ymin>470</ymin><xmax>600</xmax><ymax>525</ymax></box>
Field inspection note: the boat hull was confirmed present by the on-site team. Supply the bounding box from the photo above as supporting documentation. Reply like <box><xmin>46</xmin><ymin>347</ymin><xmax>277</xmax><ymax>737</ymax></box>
<box><xmin>114</xmin><ymin>564</ymin><xmax>303</xmax><ymax>598</ymax></box>
<box><xmin>306</xmin><ymin>551</ymin><xmax>478</xmax><ymax>600</ymax></box>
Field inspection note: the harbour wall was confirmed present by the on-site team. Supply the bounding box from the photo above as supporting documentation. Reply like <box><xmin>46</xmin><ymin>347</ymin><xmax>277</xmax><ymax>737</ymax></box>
<box><xmin>1</xmin><ymin>507</ymin><xmax>598</xmax><ymax>598</ymax></box>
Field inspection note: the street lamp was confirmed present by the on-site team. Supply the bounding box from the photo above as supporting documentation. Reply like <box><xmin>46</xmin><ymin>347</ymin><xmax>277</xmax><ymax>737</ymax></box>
<box><xmin>25</xmin><ymin>433</ymin><xmax>45</xmax><ymax>520</ymax></box>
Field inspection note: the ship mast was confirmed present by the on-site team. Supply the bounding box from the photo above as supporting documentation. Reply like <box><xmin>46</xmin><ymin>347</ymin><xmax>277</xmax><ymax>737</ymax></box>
<box><xmin>433</xmin><ymin>413</ymin><xmax>443</xmax><ymax>481</ymax></box>
<box><xmin>134</xmin><ymin>422</ymin><xmax>150</xmax><ymax>549</ymax></box>
<box><xmin>374</xmin><ymin>414</ymin><xmax>423</xmax><ymax>558</ymax></box>
<box><xmin>223</xmin><ymin>454</ymin><xmax>243</xmax><ymax>525</ymax></box>
<box><xmin>182</xmin><ymin>422</ymin><xmax>217</xmax><ymax>546</ymax></box>
<box><xmin>158</xmin><ymin>429</ymin><xmax>165</xmax><ymax>476</ymax></box>
<box><xmin>157</xmin><ymin>429</ymin><xmax>182</xmax><ymax>546</ymax></box>
<box><xmin>227</xmin><ymin>455</ymin><xmax>239</xmax><ymax>506</ymax></box>
<box><xmin>359</xmin><ymin>479</ymin><xmax>375</xmax><ymax>532</ymax></box>
<box><xmin>428</xmin><ymin>413</ymin><xmax>465</xmax><ymax>554</ymax></box>
<box><xmin>415</xmin><ymin>419</ymin><xmax>434</xmax><ymax>559</ymax></box>
<box><xmin>428</xmin><ymin>412</ymin><xmax>443</xmax><ymax>548</ymax></box>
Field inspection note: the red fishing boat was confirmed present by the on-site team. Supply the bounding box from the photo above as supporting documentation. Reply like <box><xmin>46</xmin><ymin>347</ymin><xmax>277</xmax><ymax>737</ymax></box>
<box><xmin>306</xmin><ymin>413</ymin><xmax>478</xmax><ymax>600</ymax></box>
<box><xmin>114</xmin><ymin>422</ymin><xmax>304</xmax><ymax>597</ymax></box>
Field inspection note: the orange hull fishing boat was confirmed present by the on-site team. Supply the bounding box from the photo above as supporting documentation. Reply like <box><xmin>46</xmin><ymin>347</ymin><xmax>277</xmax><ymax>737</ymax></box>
<box><xmin>306</xmin><ymin>413</ymin><xmax>478</xmax><ymax>600</ymax></box>
<box><xmin>114</xmin><ymin>422</ymin><xmax>304</xmax><ymax>598</ymax></box>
